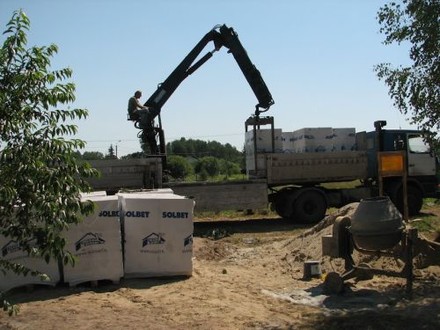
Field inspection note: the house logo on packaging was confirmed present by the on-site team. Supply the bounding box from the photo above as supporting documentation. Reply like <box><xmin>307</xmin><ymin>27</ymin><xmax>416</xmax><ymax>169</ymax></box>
<box><xmin>142</xmin><ymin>233</ymin><xmax>165</xmax><ymax>247</ymax></box>
<box><xmin>184</xmin><ymin>234</ymin><xmax>193</xmax><ymax>247</ymax></box>
<box><xmin>1</xmin><ymin>240</ymin><xmax>21</xmax><ymax>257</ymax></box>
<box><xmin>75</xmin><ymin>233</ymin><xmax>105</xmax><ymax>251</ymax></box>
<box><xmin>182</xmin><ymin>234</ymin><xmax>193</xmax><ymax>254</ymax></box>
<box><xmin>1</xmin><ymin>238</ymin><xmax>37</xmax><ymax>257</ymax></box>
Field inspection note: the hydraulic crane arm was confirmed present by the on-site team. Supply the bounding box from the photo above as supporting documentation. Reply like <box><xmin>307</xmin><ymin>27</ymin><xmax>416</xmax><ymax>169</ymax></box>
<box><xmin>135</xmin><ymin>24</ymin><xmax>274</xmax><ymax>156</ymax></box>
<box><xmin>216</xmin><ymin>24</ymin><xmax>274</xmax><ymax>116</ymax></box>
<box><xmin>144</xmin><ymin>24</ymin><xmax>274</xmax><ymax>119</ymax></box>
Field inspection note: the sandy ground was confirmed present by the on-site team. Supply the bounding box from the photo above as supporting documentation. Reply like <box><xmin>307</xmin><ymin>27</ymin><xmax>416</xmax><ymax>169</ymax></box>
<box><xmin>1</xmin><ymin>204</ymin><xmax>440</xmax><ymax>329</ymax></box>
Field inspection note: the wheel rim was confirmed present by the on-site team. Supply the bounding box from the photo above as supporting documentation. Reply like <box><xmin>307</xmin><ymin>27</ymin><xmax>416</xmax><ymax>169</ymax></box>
<box><xmin>294</xmin><ymin>190</ymin><xmax>327</xmax><ymax>223</ymax></box>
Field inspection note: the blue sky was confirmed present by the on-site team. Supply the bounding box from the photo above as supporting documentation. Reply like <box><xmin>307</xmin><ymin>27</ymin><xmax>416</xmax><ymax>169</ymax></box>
<box><xmin>1</xmin><ymin>0</ymin><xmax>411</xmax><ymax>156</ymax></box>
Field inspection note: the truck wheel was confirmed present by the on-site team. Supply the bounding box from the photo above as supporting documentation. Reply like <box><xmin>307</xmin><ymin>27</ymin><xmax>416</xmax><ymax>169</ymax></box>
<box><xmin>273</xmin><ymin>190</ymin><xmax>295</xmax><ymax>219</ymax></box>
<box><xmin>293</xmin><ymin>189</ymin><xmax>327</xmax><ymax>224</ymax></box>
<box><xmin>394</xmin><ymin>185</ymin><xmax>423</xmax><ymax>217</ymax></box>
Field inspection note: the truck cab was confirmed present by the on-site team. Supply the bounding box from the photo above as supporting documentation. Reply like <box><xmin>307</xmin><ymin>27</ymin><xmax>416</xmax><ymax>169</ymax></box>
<box><xmin>364</xmin><ymin>127</ymin><xmax>438</xmax><ymax>215</ymax></box>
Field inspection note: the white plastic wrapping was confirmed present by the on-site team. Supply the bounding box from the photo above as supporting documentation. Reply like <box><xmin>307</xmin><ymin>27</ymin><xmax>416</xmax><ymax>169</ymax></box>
<box><xmin>0</xmin><ymin>235</ymin><xmax>60</xmax><ymax>292</ymax></box>
<box><xmin>62</xmin><ymin>195</ymin><xmax>124</xmax><ymax>286</ymax></box>
<box><xmin>119</xmin><ymin>192</ymin><xmax>194</xmax><ymax>278</ymax></box>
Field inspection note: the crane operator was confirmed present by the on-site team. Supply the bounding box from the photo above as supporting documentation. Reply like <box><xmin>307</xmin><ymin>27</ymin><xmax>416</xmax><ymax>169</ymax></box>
<box><xmin>127</xmin><ymin>90</ymin><xmax>150</xmax><ymax>126</ymax></box>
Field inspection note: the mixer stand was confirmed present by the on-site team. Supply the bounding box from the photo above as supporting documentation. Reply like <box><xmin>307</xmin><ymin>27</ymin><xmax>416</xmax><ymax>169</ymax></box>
<box><xmin>324</xmin><ymin>227</ymin><xmax>417</xmax><ymax>295</ymax></box>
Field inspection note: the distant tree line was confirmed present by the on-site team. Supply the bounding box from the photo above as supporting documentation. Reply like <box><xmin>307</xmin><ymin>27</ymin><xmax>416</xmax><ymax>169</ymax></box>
<box><xmin>166</xmin><ymin>138</ymin><xmax>242</xmax><ymax>163</ymax></box>
<box><xmin>165</xmin><ymin>138</ymin><xmax>245</xmax><ymax>180</ymax></box>
<box><xmin>75</xmin><ymin>144</ymin><xmax>118</xmax><ymax>160</ymax></box>
<box><xmin>75</xmin><ymin>138</ymin><xmax>245</xmax><ymax>181</ymax></box>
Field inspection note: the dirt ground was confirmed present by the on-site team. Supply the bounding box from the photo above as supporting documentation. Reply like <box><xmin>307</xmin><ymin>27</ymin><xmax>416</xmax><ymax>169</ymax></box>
<box><xmin>1</xmin><ymin>204</ymin><xmax>440</xmax><ymax>330</ymax></box>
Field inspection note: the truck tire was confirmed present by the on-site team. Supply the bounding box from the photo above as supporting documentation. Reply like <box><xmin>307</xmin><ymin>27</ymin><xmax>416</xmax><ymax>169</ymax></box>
<box><xmin>273</xmin><ymin>190</ymin><xmax>295</xmax><ymax>219</ymax></box>
<box><xmin>394</xmin><ymin>185</ymin><xmax>423</xmax><ymax>217</ymax></box>
<box><xmin>293</xmin><ymin>189</ymin><xmax>327</xmax><ymax>224</ymax></box>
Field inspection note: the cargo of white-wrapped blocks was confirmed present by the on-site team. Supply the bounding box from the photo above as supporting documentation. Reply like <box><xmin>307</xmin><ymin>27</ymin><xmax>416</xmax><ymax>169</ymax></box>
<box><xmin>1</xmin><ymin>189</ymin><xmax>194</xmax><ymax>291</ymax></box>
<box><xmin>292</xmin><ymin>127</ymin><xmax>334</xmax><ymax>153</ymax></box>
<box><xmin>244</xmin><ymin>128</ymin><xmax>283</xmax><ymax>155</ymax></box>
<box><xmin>332</xmin><ymin>128</ymin><xmax>356</xmax><ymax>151</ymax></box>
<box><xmin>245</xmin><ymin>127</ymin><xmax>356</xmax><ymax>155</ymax></box>
<box><xmin>119</xmin><ymin>191</ymin><xmax>194</xmax><ymax>278</ymax></box>
<box><xmin>62</xmin><ymin>195</ymin><xmax>124</xmax><ymax>286</ymax></box>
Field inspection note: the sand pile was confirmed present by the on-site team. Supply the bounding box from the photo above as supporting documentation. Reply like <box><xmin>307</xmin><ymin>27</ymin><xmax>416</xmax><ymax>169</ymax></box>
<box><xmin>281</xmin><ymin>203</ymin><xmax>440</xmax><ymax>283</ymax></box>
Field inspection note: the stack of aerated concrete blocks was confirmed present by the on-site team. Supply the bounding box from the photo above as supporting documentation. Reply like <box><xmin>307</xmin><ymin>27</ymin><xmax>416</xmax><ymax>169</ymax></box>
<box><xmin>0</xmin><ymin>190</ymin><xmax>194</xmax><ymax>291</ymax></box>
<box><xmin>245</xmin><ymin>126</ymin><xmax>356</xmax><ymax>173</ymax></box>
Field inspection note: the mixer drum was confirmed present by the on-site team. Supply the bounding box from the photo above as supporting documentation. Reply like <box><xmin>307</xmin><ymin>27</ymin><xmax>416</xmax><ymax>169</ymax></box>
<box><xmin>349</xmin><ymin>196</ymin><xmax>404</xmax><ymax>251</ymax></box>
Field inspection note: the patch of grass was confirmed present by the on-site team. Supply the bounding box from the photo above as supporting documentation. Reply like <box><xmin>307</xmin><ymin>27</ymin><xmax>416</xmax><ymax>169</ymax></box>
<box><xmin>411</xmin><ymin>198</ymin><xmax>440</xmax><ymax>234</ymax></box>
<box><xmin>410</xmin><ymin>216</ymin><xmax>440</xmax><ymax>233</ymax></box>
<box><xmin>423</xmin><ymin>198</ymin><xmax>440</xmax><ymax>207</ymax></box>
<box><xmin>195</xmin><ymin>208</ymin><xmax>277</xmax><ymax>220</ymax></box>
<box><xmin>179</xmin><ymin>173</ymin><xmax>248</xmax><ymax>183</ymax></box>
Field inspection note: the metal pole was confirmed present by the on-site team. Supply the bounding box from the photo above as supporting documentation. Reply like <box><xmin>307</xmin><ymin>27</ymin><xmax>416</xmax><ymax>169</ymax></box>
<box><xmin>402</xmin><ymin>152</ymin><xmax>409</xmax><ymax>221</ymax></box>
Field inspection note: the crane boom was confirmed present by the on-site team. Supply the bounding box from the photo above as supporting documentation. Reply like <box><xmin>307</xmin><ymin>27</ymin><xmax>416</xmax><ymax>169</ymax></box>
<box><xmin>131</xmin><ymin>24</ymin><xmax>274</xmax><ymax>156</ymax></box>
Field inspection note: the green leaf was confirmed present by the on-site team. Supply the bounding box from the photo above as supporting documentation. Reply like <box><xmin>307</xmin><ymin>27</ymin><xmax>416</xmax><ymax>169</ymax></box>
<box><xmin>0</xmin><ymin>9</ymin><xmax>92</xmax><ymax>292</ymax></box>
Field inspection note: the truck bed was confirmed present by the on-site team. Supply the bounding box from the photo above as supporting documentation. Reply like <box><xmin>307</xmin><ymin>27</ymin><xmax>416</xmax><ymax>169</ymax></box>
<box><xmin>263</xmin><ymin>151</ymin><xmax>368</xmax><ymax>185</ymax></box>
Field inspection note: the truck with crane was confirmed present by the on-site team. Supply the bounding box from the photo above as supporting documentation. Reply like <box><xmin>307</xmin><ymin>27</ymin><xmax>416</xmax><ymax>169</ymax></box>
<box><xmin>89</xmin><ymin>24</ymin><xmax>438</xmax><ymax>223</ymax></box>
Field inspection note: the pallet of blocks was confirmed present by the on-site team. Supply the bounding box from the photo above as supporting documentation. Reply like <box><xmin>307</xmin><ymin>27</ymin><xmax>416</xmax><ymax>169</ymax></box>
<box><xmin>119</xmin><ymin>190</ymin><xmax>195</xmax><ymax>278</ymax></box>
<box><xmin>62</xmin><ymin>195</ymin><xmax>124</xmax><ymax>286</ymax></box>
<box><xmin>0</xmin><ymin>234</ymin><xmax>60</xmax><ymax>292</ymax></box>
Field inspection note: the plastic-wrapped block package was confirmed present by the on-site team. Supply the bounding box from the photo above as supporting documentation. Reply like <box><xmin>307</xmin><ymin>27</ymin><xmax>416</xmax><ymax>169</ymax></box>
<box><xmin>62</xmin><ymin>195</ymin><xmax>124</xmax><ymax>286</ymax></box>
<box><xmin>245</xmin><ymin>129</ymin><xmax>283</xmax><ymax>155</ymax></box>
<box><xmin>293</xmin><ymin>127</ymin><xmax>334</xmax><ymax>153</ymax></box>
<box><xmin>119</xmin><ymin>192</ymin><xmax>194</xmax><ymax>278</ymax></box>
<box><xmin>332</xmin><ymin>128</ymin><xmax>356</xmax><ymax>151</ymax></box>
<box><xmin>281</xmin><ymin>132</ymin><xmax>295</xmax><ymax>153</ymax></box>
<box><xmin>0</xmin><ymin>235</ymin><xmax>60</xmax><ymax>292</ymax></box>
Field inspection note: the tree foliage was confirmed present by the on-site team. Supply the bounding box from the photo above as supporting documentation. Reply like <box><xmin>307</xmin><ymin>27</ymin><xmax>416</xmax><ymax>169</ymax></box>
<box><xmin>195</xmin><ymin>156</ymin><xmax>220</xmax><ymax>178</ymax></box>
<box><xmin>164</xmin><ymin>138</ymin><xmax>244</xmax><ymax>180</ymax></box>
<box><xmin>0</xmin><ymin>10</ymin><xmax>96</xmax><ymax>308</ymax></box>
<box><xmin>166</xmin><ymin>155</ymin><xmax>193</xmax><ymax>180</ymax></box>
<box><xmin>81</xmin><ymin>151</ymin><xmax>105</xmax><ymax>160</ymax></box>
<box><xmin>375</xmin><ymin>0</ymin><xmax>440</xmax><ymax>144</ymax></box>
<box><xmin>167</xmin><ymin>138</ymin><xmax>243</xmax><ymax>163</ymax></box>
<box><xmin>219</xmin><ymin>159</ymin><xmax>241</xmax><ymax>178</ymax></box>
<box><xmin>105</xmin><ymin>144</ymin><xmax>117</xmax><ymax>159</ymax></box>
<box><xmin>121</xmin><ymin>151</ymin><xmax>145</xmax><ymax>159</ymax></box>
